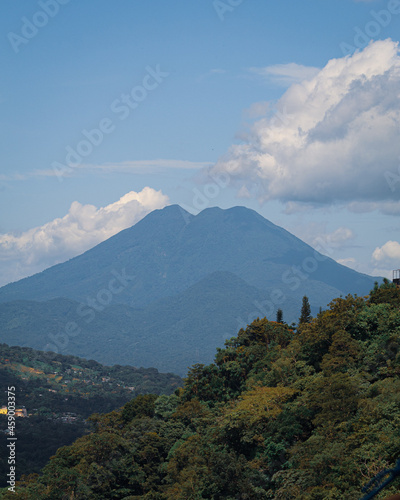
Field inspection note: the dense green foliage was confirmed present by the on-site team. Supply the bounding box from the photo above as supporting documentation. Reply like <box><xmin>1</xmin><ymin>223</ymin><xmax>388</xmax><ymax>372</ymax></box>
<box><xmin>0</xmin><ymin>345</ymin><xmax>182</xmax><ymax>486</ymax></box>
<box><xmin>2</xmin><ymin>281</ymin><xmax>400</xmax><ymax>499</ymax></box>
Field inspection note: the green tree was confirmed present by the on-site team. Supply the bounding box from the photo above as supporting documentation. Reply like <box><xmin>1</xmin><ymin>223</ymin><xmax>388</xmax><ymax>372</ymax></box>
<box><xmin>299</xmin><ymin>295</ymin><xmax>311</xmax><ymax>325</ymax></box>
<box><xmin>276</xmin><ymin>308</ymin><xmax>283</xmax><ymax>323</ymax></box>
<box><xmin>121</xmin><ymin>394</ymin><xmax>158</xmax><ymax>423</ymax></box>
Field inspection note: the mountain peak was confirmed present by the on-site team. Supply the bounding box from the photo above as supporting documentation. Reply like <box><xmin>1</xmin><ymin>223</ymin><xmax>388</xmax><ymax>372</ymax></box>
<box><xmin>0</xmin><ymin>204</ymin><xmax>380</xmax><ymax>375</ymax></box>
<box><xmin>140</xmin><ymin>204</ymin><xmax>193</xmax><ymax>225</ymax></box>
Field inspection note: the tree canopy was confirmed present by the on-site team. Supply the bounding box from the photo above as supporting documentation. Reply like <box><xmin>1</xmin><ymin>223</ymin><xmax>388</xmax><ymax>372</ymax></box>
<box><xmin>3</xmin><ymin>282</ymin><xmax>400</xmax><ymax>499</ymax></box>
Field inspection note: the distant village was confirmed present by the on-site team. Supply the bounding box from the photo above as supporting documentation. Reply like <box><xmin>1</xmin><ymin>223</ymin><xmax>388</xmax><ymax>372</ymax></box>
<box><xmin>0</xmin><ymin>405</ymin><xmax>84</xmax><ymax>433</ymax></box>
<box><xmin>0</xmin><ymin>406</ymin><xmax>27</xmax><ymax>417</ymax></box>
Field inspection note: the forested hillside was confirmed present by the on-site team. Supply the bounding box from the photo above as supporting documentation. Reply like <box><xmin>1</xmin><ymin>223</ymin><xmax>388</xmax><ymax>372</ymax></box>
<box><xmin>0</xmin><ymin>345</ymin><xmax>181</xmax><ymax>487</ymax></box>
<box><xmin>2</xmin><ymin>281</ymin><xmax>400</xmax><ymax>499</ymax></box>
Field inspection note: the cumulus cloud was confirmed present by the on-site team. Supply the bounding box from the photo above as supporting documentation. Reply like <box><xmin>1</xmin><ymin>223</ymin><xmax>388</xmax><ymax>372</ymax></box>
<box><xmin>244</xmin><ymin>101</ymin><xmax>273</xmax><ymax>119</ymax></box>
<box><xmin>294</xmin><ymin>224</ymin><xmax>355</xmax><ymax>254</ymax></box>
<box><xmin>372</xmin><ymin>240</ymin><xmax>400</xmax><ymax>267</ymax></box>
<box><xmin>0</xmin><ymin>187</ymin><xmax>169</xmax><ymax>286</ymax></box>
<box><xmin>210</xmin><ymin>40</ymin><xmax>400</xmax><ymax>210</ymax></box>
<box><xmin>318</xmin><ymin>227</ymin><xmax>355</xmax><ymax>248</ymax></box>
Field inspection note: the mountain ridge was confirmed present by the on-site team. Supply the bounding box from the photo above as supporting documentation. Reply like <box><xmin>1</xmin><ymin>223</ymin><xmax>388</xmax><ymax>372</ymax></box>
<box><xmin>0</xmin><ymin>205</ymin><xmax>381</xmax><ymax>375</ymax></box>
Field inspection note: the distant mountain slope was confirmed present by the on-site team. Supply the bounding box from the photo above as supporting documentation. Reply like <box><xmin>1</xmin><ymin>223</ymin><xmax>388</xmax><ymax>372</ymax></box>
<box><xmin>0</xmin><ymin>205</ymin><xmax>376</xmax><ymax>306</ymax></box>
<box><xmin>0</xmin><ymin>205</ymin><xmax>380</xmax><ymax>375</ymax></box>
<box><xmin>0</xmin><ymin>272</ymin><xmax>272</xmax><ymax>374</ymax></box>
<box><xmin>0</xmin><ymin>205</ymin><xmax>192</xmax><ymax>306</ymax></box>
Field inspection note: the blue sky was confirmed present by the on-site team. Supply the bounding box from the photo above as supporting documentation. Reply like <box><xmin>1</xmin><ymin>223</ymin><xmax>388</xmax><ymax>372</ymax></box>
<box><xmin>1</xmin><ymin>0</ymin><xmax>400</xmax><ymax>286</ymax></box>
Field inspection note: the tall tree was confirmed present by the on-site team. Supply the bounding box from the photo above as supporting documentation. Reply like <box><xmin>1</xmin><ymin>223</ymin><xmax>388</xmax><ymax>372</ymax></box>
<box><xmin>276</xmin><ymin>309</ymin><xmax>283</xmax><ymax>323</ymax></box>
<box><xmin>299</xmin><ymin>296</ymin><xmax>311</xmax><ymax>324</ymax></box>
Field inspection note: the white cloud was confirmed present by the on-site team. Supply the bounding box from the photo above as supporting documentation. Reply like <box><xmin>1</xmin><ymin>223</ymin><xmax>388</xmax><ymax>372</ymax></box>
<box><xmin>210</xmin><ymin>40</ymin><xmax>400</xmax><ymax>209</ymax></box>
<box><xmin>283</xmin><ymin>202</ymin><xmax>317</xmax><ymax>215</ymax></box>
<box><xmin>0</xmin><ymin>159</ymin><xmax>210</xmax><ymax>181</ymax></box>
<box><xmin>372</xmin><ymin>240</ymin><xmax>400</xmax><ymax>268</ymax></box>
<box><xmin>244</xmin><ymin>101</ymin><xmax>272</xmax><ymax>119</ymax></box>
<box><xmin>79</xmin><ymin>160</ymin><xmax>212</xmax><ymax>174</ymax></box>
<box><xmin>249</xmin><ymin>63</ymin><xmax>320</xmax><ymax>86</ymax></box>
<box><xmin>320</xmin><ymin>227</ymin><xmax>355</xmax><ymax>248</ymax></box>
<box><xmin>348</xmin><ymin>201</ymin><xmax>400</xmax><ymax>215</ymax></box>
<box><xmin>0</xmin><ymin>173</ymin><xmax>29</xmax><ymax>181</ymax></box>
<box><xmin>294</xmin><ymin>223</ymin><xmax>355</xmax><ymax>253</ymax></box>
<box><xmin>0</xmin><ymin>187</ymin><xmax>169</xmax><ymax>286</ymax></box>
